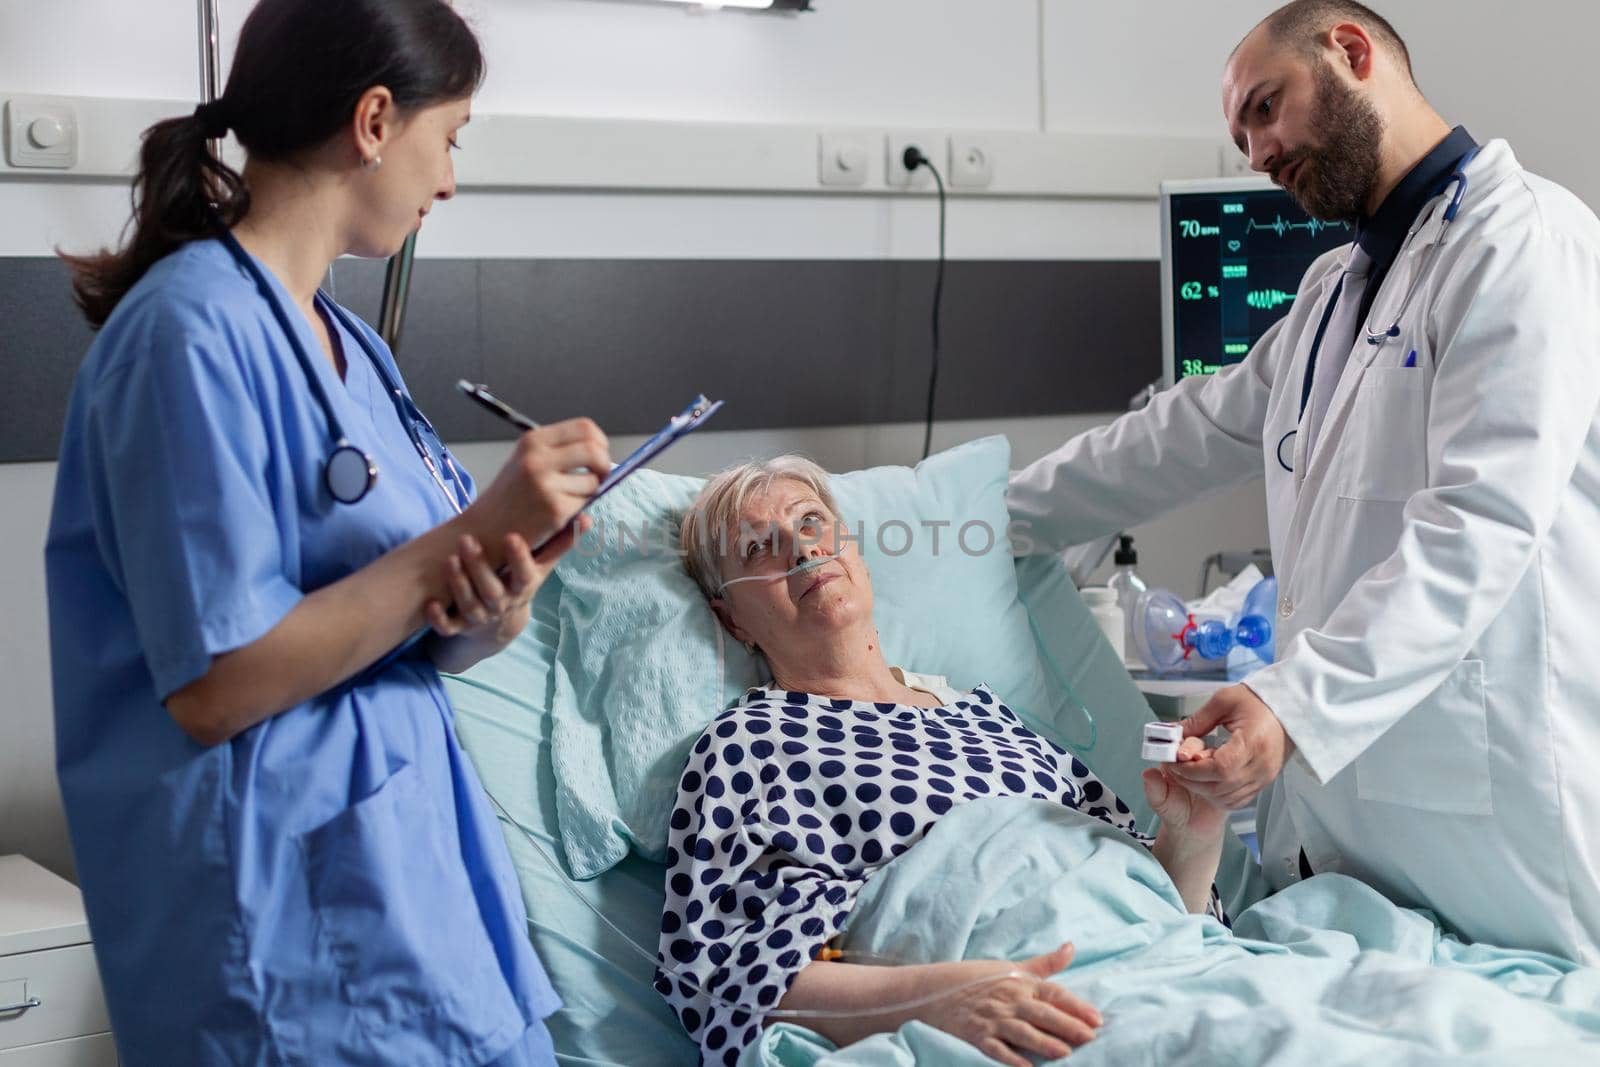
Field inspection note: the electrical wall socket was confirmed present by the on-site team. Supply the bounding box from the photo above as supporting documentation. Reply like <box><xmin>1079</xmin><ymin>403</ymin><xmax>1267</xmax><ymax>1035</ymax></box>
<box><xmin>948</xmin><ymin>135</ymin><xmax>994</xmax><ymax>188</ymax></box>
<box><xmin>818</xmin><ymin>131</ymin><xmax>872</xmax><ymax>187</ymax></box>
<box><xmin>886</xmin><ymin>130</ymin><xmax>936</xmax><ymax>189</ymax></box>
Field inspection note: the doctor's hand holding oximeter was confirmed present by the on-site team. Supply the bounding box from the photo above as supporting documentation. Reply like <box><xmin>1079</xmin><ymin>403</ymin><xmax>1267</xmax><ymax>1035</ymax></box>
<box><xmin>1169</xmin><ymin>686</ymin><xmax>1294</xmax><ymax>811</ymax></box>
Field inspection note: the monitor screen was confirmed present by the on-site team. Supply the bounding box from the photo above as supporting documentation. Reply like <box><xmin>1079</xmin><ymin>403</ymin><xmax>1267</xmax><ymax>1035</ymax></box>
<box><xmin>1160</xmin><ymin>177</ymin><xmax>1354</xmax><ymax>387</ymax></box>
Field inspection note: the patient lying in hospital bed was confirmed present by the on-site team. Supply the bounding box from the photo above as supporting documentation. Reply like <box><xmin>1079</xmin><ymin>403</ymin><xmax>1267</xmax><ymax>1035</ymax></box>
<box><xmin>444</xmin><ymin>439</ymin><xmax>1600</xmax><ymax>1067</ymax></box>
<box><xmin>661</xmin><ymin>457</ymin><xmax>1228</xmax><ymax>1066</ymax></box>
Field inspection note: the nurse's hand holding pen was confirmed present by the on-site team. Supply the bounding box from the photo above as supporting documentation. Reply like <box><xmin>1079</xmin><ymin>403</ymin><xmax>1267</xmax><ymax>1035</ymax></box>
<box><xmin>1168</xmin><ymin>684</ymin><xmax>1295</xmax><ymax>810</ymax></box>
<box><xmin>426</xmin><ymin>417</ymin><xmax>611</xmax><ymax>674</ymax></box>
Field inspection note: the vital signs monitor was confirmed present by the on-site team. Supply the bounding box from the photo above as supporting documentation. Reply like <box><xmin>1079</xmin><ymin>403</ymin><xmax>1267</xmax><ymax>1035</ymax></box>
<box><xmin>1160</xmin><ymin>177</ymin><xmax>1355</xmax><ymax>388</ymax></box>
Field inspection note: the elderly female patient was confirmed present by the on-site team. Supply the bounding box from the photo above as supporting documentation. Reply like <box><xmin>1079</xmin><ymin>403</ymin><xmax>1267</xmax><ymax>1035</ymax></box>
<box><xmin>657</xmin><ymin>457</ymin><xmax>1226</xmax><ymax>1067</ymax></box>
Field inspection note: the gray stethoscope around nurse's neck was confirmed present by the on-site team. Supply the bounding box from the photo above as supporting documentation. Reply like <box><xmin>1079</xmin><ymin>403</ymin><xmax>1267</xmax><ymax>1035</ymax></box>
<box><xmin>218</xmin><ymin>229</ymin><xmax>469</xmax><ymax>512</ymax></box>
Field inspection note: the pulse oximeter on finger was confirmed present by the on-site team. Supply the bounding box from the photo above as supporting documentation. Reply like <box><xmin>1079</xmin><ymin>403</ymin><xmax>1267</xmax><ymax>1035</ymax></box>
<box><xmin>1142</xmin><ymin>721</ymin><xmax>1183</xmax><ymax>763</ymax></box>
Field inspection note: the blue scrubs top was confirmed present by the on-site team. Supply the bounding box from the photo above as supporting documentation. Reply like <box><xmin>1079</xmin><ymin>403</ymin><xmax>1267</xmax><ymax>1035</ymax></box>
<box><xmin>45</xmin><ymin>239</ymin><xmax>560</xmax><ymax>1066</ymax></box>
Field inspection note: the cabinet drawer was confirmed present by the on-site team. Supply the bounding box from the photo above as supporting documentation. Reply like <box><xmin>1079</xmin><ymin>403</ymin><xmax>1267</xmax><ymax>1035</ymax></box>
<box><xmin>0</xmin><ymin>1032</ymin><xmax>117</xmax><ymax>1066</ymax></box>
<box><xmin>0</xmin><ymin>945</ymin><xmax>110</xmax><ymax>1052</ymax></box>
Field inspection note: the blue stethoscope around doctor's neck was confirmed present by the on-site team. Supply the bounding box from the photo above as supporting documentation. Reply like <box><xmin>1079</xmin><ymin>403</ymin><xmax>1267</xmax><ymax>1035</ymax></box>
<box><xmin>218</xmin><ymin>229</ymin><xmax>469</xmax><ymax>512</ymax></box>
<box><xmin>1275</xmin><ymin>145</ymin><xmax>1482</xmax><ymax>474</ymax></box>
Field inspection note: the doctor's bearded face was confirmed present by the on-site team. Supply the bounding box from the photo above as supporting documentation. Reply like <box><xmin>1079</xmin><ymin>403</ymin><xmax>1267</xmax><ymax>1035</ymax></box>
<box><xmin>1284</xmin><ymin>58</ymin><xmax>1385</xmax><ymax>222</ymax></box>
<box><xmin>1224</xmin><ymin>29</ymin><xmax>1386</xmax><ymax>224</ymax></box>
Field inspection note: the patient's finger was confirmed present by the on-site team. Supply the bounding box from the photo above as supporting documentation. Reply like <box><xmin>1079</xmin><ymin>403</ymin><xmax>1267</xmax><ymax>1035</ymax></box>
<box><xmin>997</xmin><ymin>1017</ymin><xmax>1077</xmax><ymax>1061</ymax></box>
<box><xmin>1141</xmin><ymin>767</ymin><xmax>1169</xmax><ymax>810</ymax></box>
<box><xmin>1019</xmin><ymin>999</ymin><xmax>1097</xmax><ymax>1048</ymax></box>
<box><xmin>1036</xmin><ymin>981</ymin><xmax>1103</xmax><ymax>1029</ymax></box>
<box><xmin>1176</xmin><ymin>737</ymin><xmax>1209</xmax><ymax>761</ymax></box>
<box><xmin>975</xmin><ymin>1037</ymin><xmax>1032</xmax><ymax>1067</ymax></box>
<box><xmin>1020</xmin><ymin>941</ymin><xmax>1075</xmax><ymax>978</ymax></box>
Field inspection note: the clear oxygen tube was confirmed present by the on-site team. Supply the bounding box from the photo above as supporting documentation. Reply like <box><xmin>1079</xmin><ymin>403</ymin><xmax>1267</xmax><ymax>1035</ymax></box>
<box><xmin>478</xmin><ymin>786</ymin><xmax>1039</xmax><ymax>1021</ymax></box>
<box><xmin>1129</xmin><ymin>575</ymin><xmax>1278</xmax><ymax>674</ymax></box>
<box><xmin>715</xmin><ymin>549</ymin><xmax>847</xmax><ymax>596</ymax></box>
<box><xmin>1026</xmin><ymin>613</ymin><xmax>1098</xmax><ymax>755</ymax></box>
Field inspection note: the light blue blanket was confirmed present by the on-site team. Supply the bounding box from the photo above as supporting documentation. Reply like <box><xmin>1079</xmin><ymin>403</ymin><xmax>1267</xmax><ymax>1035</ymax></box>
<box><xmin>743</xmin><ymin>798</ymin><xmax>1600</xmax><ymax>1065</ymax></box>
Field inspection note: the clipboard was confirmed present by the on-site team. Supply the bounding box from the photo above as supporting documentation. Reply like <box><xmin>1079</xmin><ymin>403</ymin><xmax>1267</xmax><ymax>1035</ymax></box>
<box><xmin>532</xmin><ymin>393</ymin><xmax>723</xmax><ymax>552</ymax></box>
<box><xmin>361</xmin><ymin>394</ymin><xmax>723</xmax><ymax>680</ymax></box>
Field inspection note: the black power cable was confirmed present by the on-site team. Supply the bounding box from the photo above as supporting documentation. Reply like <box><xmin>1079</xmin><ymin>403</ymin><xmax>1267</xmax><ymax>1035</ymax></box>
<box><xmin>902</xmin><ymin>146</ymin><xmax>946</xmax><ymax>461</ymax></box>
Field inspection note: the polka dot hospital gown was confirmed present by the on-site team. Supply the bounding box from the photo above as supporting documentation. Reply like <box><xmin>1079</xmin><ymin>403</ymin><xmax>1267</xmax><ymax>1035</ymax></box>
<box><xmin>654</xmin><ymin>682</ymin><xmax>1227</xmax><ymax>1064</ymax></box>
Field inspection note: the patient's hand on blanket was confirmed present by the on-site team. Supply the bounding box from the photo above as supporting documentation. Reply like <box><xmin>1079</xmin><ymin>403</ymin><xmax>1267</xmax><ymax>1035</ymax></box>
<box><xmin>1144</xmin><ymin>738</ymin><xmax>1227</xmax><ymax>914</ymax></box>
<box><xmin>775</xmin><ymin>941</ymin><xmax>1099</xmax><ymax>1067</ymax></box>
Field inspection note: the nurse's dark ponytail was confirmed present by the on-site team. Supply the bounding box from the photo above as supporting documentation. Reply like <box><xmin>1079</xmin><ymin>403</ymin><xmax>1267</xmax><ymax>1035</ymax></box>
<box><xmin>62</xmin><ymin>0</ymin><xmax>484</xmax><ymax>328</ymax></box>
<box><xmin>61</xmin><ymin>109</ymin><xmax>248</xmax><ymax>329</ymax></box>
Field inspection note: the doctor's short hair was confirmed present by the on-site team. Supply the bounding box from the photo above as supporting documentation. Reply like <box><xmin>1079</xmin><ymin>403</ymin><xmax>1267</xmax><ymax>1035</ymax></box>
<box><xmin>1253</xmin><ymin>1</ymin><xmax>1415</xmax><ymax>84</ymax></box>
<box><xmin>680</xmin><ymin>456</ymin><xmax>840</xmax><ymax>600</ymax></box>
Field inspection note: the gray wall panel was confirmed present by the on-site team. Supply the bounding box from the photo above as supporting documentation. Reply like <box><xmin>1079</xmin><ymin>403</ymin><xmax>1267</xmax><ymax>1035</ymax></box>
<box><xmin>1</xmin><ymin>256</ymin><xmax>1161</xmax><ymax>462</ymax></box>
<box><xmin>0</xmin><ymin>258</ymin><xmax>96</xmax><ymax>462</ymax></box>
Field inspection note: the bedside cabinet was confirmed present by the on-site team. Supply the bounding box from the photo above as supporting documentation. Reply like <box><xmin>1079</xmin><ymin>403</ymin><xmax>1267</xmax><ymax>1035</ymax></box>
<box><xmin>0</xmin><ymin>856</ymin><xmax>117</xmax><ymax>1066</ymax></box>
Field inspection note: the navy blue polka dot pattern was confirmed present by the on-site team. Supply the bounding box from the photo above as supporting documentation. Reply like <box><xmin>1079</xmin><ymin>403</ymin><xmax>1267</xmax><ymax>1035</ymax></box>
<box><xmin>656</xmin><ymin>683</ymin><xmax>1200</xmax><ymax>1064</ymax></box>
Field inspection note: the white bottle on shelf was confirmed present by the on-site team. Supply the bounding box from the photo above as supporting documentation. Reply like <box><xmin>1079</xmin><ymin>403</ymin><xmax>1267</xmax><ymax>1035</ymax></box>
<box><xmin>1105</xmin><ymin>534</ymin><xmax>1148</xmax><ymax>669</ymax></box>
<box><xmin>1080</xmin><ymin>586</ymin><xmax>1126</xmax><ymax>664</ymax></box>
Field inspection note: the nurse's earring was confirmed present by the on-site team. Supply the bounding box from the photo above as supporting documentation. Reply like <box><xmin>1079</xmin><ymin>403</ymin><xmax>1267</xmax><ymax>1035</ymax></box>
<box><xmin>362</xmin><ymin>155</ymin><xmax>382</xmax><ymax>172</ymax></box>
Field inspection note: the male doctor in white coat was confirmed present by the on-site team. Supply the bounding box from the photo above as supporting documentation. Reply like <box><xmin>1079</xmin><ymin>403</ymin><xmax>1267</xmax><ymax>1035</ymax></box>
<box><xmin>1008</xmin><ymin>0</ymin><xmax>1600</xmax><ymax>962</ymax></box>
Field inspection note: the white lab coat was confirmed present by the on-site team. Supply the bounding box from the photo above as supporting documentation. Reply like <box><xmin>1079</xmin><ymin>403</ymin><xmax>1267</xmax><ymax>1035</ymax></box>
<box><xmin>1009</xmin><ymin>140</ymin><xmax>1600</xmax><ymax>963</ymax></box>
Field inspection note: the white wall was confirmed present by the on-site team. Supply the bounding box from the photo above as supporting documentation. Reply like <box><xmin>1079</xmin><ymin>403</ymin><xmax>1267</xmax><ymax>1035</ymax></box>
<box><xmin>3</xmin><ymin>0</ymin><xmax>1595</xmax><ymax>884</ymax></box>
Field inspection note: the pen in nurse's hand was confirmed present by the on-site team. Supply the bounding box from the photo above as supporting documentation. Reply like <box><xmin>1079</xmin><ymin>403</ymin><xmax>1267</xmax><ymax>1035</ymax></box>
<box><xmin>456</xmin><ymin>379</ymin><xmax>540</xmax><ymax>432</ymax></box>
<box><xmin>449</xmin><ymin>379</ymin><xmax>577</xmax><ymax>571</ymax></box>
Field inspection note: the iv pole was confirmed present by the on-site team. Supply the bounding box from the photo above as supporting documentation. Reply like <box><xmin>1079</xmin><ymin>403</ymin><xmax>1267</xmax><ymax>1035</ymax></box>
<box><xmin>196</xmin><ymin>0</ymin><xmax>419</xmax><ymax>351</ymax></box>
<box><xmin>197</xmin><ymin>0</ymin><xmax>220</xmax><ymax>146</ymax></box>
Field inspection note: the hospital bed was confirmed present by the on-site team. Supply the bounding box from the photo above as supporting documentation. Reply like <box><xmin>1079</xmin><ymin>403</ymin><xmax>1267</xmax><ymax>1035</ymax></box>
<box><xmin>443</xmin><ymin>437</ymin><xmax>1600</xmax><ymax>1065</ymax></box>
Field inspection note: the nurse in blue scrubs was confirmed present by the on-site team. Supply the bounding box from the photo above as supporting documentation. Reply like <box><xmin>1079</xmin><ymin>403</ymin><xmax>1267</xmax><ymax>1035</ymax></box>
<box><xmin>44</xmin><ymin>2</ymin><xmax>607</xmax><ymax>1063</ymax></box>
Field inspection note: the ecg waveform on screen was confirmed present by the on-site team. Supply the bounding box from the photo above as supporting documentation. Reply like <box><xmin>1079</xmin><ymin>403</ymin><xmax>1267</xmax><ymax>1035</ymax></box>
<box><xmin>1245</xmin><ymin>216</ymin><xmax>1352</xmax><ymax>239</ymax></box>
<box><xmin>1246</xmin><ymin>289</ymin><xmax>1296</xmax><ymax>310</ymax></box>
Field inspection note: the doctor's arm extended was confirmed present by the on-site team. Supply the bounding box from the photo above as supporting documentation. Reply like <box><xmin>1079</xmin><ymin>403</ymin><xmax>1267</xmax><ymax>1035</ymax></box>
<box><xmin>164</xmin><ymin>420</ymin><xmax>609</xmax><ymax>746</ymax></box>
<box><xmin>1179</xmin><ymin>226</ymin><xmax>1600</xmax><ymax>798</ymax></box>
<box><xmin>1005</xmin><ymin>316</ymin><xmax>1286</xmax><ymax>553</ymax></box>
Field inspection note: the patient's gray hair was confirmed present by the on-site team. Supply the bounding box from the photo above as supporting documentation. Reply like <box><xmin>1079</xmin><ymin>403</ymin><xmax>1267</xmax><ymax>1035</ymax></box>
<box><xmin>680</xmin><ymin>455</ymin><xmax>840</xmax><ymax>599</ymax></box>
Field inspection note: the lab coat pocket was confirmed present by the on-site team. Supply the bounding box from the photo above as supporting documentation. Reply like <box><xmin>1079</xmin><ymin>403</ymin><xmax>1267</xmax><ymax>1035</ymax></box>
<box><xmin>301</xmin><ymin>762</ymin><xmax>523</xmax><ymax>1059</ymax></box>
<box><xmin>1354</xmin><ymin>659</ymin><xmax>1493</xmax><ymax>815</ymax></box>
<box><xmin>1337</xmin><ymin>366</ymin><xmax>1427</xmax><ymax>502</ymax></box>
